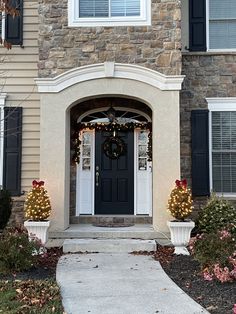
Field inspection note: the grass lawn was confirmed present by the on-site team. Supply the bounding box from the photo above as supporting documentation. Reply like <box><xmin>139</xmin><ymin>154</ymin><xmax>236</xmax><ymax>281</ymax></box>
<box><xmin>0</xmin><ymin>279</ymin><xmax>64</xmax><ymax>314</ymax></box>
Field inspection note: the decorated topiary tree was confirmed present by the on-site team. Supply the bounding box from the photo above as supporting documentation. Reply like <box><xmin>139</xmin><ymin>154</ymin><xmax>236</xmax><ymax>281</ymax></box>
<box><xmin>24</xmin><ymin>180</ymin><xmax>51</xmax><ymax>221</ymax></box>
<box><xmin>167</xmin><ymin>179</ymin><xmax>193</xmax><ymax>221</ymax></box>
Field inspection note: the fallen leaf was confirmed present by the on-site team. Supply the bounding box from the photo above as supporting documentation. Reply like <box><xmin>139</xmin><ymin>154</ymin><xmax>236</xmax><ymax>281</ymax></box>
<box><xmin>206</xmin><ymin>305</ymin><xmax>218</xmax><ymax>311</ymax></box>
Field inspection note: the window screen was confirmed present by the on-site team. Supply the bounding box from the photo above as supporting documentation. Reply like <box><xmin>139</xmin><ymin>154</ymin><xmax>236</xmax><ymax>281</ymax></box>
<box><xmin>211</xmin><ymin>111</ymin><xmax>236</xmax><ymax>193</ymax></box>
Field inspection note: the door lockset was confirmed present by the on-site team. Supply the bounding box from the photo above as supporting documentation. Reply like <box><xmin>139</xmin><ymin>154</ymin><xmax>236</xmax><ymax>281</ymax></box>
<box><xmin>96</xmin><ymin>166</ymin><xmax>99</xmax><ymax>186</ymax></box>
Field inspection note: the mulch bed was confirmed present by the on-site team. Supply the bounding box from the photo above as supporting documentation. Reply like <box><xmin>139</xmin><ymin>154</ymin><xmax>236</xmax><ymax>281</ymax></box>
<box><xmin>0</xmin><ymin>247</ymin><xmax>63</xmax><ymax>281</ymax></box>
<box><xmin>156</xmin><ymin>246</ymin><xmax>236</xmax><ymax>314</ymax></box>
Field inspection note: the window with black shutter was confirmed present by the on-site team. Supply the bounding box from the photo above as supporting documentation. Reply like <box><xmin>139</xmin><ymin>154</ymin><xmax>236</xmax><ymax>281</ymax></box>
<box><xmin>3</xmin><ymin>107</ymin><xmax>22</xmax><ymax>196</ymax></box>
<box><xmin>5</xmin><ymin>0</ymin><xmax>23</xmax><ymax>46</ymax></box>
<box><xmin>191</xmin><ymin>110</ymin><xmax>210</xmax><ymax>196</ymax></box>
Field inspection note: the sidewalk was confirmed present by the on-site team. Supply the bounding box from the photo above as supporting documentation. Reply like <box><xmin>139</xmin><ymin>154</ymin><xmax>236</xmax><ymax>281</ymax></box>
<box><xmin>56</xmin><ymin>253</ymin><xmax>209</xmax><ymax>314</ymax></box>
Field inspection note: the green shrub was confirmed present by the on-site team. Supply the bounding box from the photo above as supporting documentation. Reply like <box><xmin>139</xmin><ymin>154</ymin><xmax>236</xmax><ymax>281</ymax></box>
<box><xmin>190</xmin><ymin>231</ymin><xmax>235</xmax><ymax>267</ymax></box>
<box><xmin>196</xmin><ymin>194</ymin><xmax>236</xmax><ymax>235</ymax></box>
<box><xmin>189</xmin><ymin>230</ymin><xmax>236</xmax><ymax>282</ymax></box>
<box><xmin>0</xmin><ymin>189</ymin><xmax>12</xmax><ymax>230</ymax></box>
<box><xmin>0</xmin><ymin>226</ymin><xmax>41</xmax><ymax>274</ymax></box>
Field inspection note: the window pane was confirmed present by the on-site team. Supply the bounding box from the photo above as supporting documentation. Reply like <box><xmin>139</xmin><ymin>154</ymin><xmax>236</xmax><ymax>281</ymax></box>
<box><xmin>209</xmin><ymin>21</ymin><xmax>236</xmax><ymax>49</ymax></box>
<box><xmin>82</xmin><ymin>145</ymin><xmax>91</xmax><ymax>157</ymax></box>
<box><xmin>111</xmin><ymin>0</ymin><xmax>140</xmax><ymax>17</ymax></box>
<box><xmin>138</xmin><ymin>145</ymin><xmax>147</xmax><ymax>157</ymax></box>
<box><xmin>82</xmin><ymin>158</ymin><xmax>91</xmax><ymax>170</ymax></box>
<box><xmin>209</xmin><ymin>0</ymin><xmax>236</xmax><ymax>19</ymax></box>
<box><xmin>82</xmin><ymin>132</ymin><xmax>91</xmax><ymax>144</ymax></box>
<box><xmin>138</xmin><ymin>158</ymin><xmax>147</xmax><ymax>170</ymax></box>
<box><xmin>138</xmin><ymin>130</ymin><xmax>148</xmax><ymax>144</ymax></box>
<box><xmin>212</xmin><ymin>152</ymin><xmax>236</xmax><ymax>193</ymax></box>
<box><xmin>79</xmin><ymin>0</ymin><xmax>109</xmax><ymax>17</ymax></box>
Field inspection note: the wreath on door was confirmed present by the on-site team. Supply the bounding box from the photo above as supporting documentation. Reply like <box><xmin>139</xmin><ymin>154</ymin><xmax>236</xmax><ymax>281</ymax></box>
<box><xmin>103</xmin><ymin>136</ymin><xmax>126</xmax><ymax>159</ymax></box>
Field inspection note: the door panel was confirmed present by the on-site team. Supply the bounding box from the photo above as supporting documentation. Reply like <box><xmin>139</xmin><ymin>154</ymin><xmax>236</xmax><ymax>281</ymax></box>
<box><xmin>95</xmin><ymin>130</ymin><xmax>134</xmax><ymax>215</ymax></box>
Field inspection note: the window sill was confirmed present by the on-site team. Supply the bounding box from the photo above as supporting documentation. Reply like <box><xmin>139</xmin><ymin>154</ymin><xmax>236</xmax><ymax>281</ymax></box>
<box><xmin>182</xmin><ymin>51</ymin><xmax>236</xmax><ymax>56</ymax></box>
<box><xmin>215</xmin><ymin>193</ymin><xmax>236</xmax><ymax>200</ymax></box>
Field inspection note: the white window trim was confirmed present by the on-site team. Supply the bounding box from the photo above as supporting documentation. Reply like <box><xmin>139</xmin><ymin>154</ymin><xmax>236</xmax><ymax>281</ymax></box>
<box><xmin>207</xmin><ymin>97</ymin><xmax>236</xmax><ymax>197</ymax></box>
<box><xmin>206</xmin><ymin>0</ymin><xmax>236</xmax><ymax>52</ymax></box>
<box><xmin>1</xmin><ymin>12</ymin><xmax>6</xmax><ymax>41</ymax></box>
<box><xmin>0</xmin><ymin>93</ymin><xmax>7</xmax><ymax>189</ymax></box>
<box><xmin>68</xmin><ymin>0</ymin><xmax>151</xmax><ymax>27</ymax></box>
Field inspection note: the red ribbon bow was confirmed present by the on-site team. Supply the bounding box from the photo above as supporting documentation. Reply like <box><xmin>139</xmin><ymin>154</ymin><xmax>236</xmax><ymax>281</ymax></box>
<box><xmin>175</xmin><ymin>179</ymin><xmax>187</xmax><ymax>189</ymax></box>
<box><xmin>32</xmin><ymin>180</ymin><xmax>44</xmax><ymax>187</ymax></box>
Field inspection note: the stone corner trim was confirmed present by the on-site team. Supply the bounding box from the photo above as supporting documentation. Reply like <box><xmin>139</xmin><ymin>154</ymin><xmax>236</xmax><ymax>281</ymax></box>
<box><xmin>35</xmin><ymin>63</ymin><xmax>185</xmax><ymax>93</ymax></box>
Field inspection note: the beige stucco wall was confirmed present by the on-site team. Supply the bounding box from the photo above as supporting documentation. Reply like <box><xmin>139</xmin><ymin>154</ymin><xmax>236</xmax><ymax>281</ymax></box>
<box><xmin>0</xmin><ymin>0</ymin><xmax>40</xmax><ymax>192</ymax></box>
<box><xmin>39</xmin><ymin>74</ymin><xmax>181</xmax><ymax>233</ymax></box>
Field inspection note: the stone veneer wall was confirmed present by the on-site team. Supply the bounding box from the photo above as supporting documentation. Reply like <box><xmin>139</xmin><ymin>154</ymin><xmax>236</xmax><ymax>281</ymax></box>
<box><xmin>8</xmin><ymin>197</ymin><xmax>25</xmax><ymax>226</ymax></box>
<box><xmin>181</xmin><ymin>52</ymin><xmax>236</xmax><ymax>211</ymax></box>
<box><xmin>38</xmin><ymin>0</ymin><xmax>182</xmax><ymax>77</ymax></box>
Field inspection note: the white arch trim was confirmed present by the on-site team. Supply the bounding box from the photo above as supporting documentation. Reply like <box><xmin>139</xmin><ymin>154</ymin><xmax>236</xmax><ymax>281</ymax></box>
<box><xmin>35</xmin><ymin>62</ymin><xmax>185</xmax><ymax>93</ymax></box>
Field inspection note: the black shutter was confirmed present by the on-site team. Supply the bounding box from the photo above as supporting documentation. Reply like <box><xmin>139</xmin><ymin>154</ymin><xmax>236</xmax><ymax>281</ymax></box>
<box><xmin>191</xmin><ymin>110</ymin><xmax>210</xmax><ymax>196</ymax></box>
<box><xmin>3</xmin><ymin>107</ymin><xmax>22</xmax><ymax>196</ymax></box>
<box><xmin>189</xmin><ymin>0</ymin><xmax>206</xmax><ymax>51</ymax></box>
<box><xmin>5</xmin><ymin>0</ymin><xmax>23</xmax><ymax>46</ymax></box>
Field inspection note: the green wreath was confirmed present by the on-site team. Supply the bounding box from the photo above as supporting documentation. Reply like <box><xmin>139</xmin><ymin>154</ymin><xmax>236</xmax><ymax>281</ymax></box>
<box><xmin>103</xmin><ymin>136</ymin><xmax>126</xmax><ymax>159</ymax></box>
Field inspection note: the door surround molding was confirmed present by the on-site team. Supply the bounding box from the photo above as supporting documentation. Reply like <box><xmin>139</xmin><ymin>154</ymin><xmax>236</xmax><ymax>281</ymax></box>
<box><xmin>36</xmin><ymin>62</ymin><xmax>182</xmax><ymax>232</ymax></box>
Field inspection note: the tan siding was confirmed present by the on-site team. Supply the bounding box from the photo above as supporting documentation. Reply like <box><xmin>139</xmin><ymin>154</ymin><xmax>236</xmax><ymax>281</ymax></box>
<box><xmin>1</xmin><ymin>1</ymin><xmax>40</xmax><ymax>192</ymax></box>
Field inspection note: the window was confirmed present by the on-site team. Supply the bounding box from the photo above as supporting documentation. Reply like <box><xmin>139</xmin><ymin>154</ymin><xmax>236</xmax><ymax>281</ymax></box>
<box><xmin>137</xmin><ymin>130</ymin><xmax>148</xmax><ymax>171</ymax></box>
<box><xmin>81</xmin><ymin>131</ymin><xmax>92</xmax><ymax>171</ymax></box>
<box><xmin>189</xmin><ymin>0</ymin><xmax>236</xmax><ymax>51</ymax></box>
<box><xmin>208</xmin><ymin>99</ymin><xmax>236</xmax><ymax>195</ymax></box>
<box><xmin>208</xmin><ymin>0</ymin><xmax>236</xmax><ymax>50</ymax></box>
<box><xmin>0</xmin><ymin>0</ymin><xmax>23</xmax><ymax>46</ymax></box>
<box><xmin>68</xmin><ymin>0</ymin><xmax>151</xmax><ymax>27</ymax></box>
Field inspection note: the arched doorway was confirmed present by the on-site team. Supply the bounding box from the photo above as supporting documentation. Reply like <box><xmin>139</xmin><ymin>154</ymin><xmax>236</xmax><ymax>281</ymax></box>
<box><xmin>36</xmin><ymin>62</ymin><xmax>183</xmax><ymax>232</ymax></box>
<box><xmin>70</xmin><ymin>97</ymin><xmax>152</xmax><ymax>218</ymax></box>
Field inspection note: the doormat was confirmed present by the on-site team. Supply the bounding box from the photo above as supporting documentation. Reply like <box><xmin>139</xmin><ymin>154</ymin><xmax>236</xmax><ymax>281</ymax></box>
<box><xmin>92</xmin><ymin>223</ymin><xmax>134</xmax><ymax>228</ymax></box>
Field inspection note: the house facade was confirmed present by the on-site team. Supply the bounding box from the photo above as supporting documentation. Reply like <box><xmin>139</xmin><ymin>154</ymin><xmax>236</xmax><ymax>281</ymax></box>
<box><xmin>1</xmin><ymin>0</ymin><xmax>236</xmax><ymax>233</ymax></box>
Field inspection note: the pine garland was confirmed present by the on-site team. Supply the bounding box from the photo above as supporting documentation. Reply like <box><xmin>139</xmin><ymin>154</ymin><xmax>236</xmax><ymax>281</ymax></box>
<box><xmin>72</xmin><ymin>122</ymin><xmax>152</xmax><ymax>163</ymax></box>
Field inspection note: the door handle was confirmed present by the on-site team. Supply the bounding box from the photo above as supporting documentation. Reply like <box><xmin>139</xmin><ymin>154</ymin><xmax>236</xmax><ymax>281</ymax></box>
<box><xmin>96</xmin><ymin>170</ymin><xmax>99</xmax><ymax>187</ymax></box>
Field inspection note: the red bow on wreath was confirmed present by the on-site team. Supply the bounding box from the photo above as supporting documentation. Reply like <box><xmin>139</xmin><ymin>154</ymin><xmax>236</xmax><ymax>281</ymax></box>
<box><xmin>32</xmin><ymin>180</ymin><xmax>44</xmax><ymax>187</ymax></box>
<box><xmin>175</xmin><ymin>179</ymin><xmax>187</xmax><ymax>189</ymax></box>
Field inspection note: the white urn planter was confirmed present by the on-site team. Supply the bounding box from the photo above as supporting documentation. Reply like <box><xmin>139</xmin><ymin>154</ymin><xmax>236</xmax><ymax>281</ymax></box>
<box><xmin>167</xmin><ymin>220</ymin><xmax>195</xmax><ymax>255</ymax></box>
<box><xmin>24</xmin><ymin>220</ymin><xmax>50</xmax><ymax>245</ymax></box>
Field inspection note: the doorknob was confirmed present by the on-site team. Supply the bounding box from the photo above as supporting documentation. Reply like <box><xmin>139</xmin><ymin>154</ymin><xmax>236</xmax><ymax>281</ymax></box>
<box><xmin>96</xmin><ymin>167</ymin><xmax>99</xmax><ymax>187</ymax></box>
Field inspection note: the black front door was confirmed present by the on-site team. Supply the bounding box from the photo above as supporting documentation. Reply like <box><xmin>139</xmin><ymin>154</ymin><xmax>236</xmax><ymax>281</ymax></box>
<box><xmin>95</xmin><ymin>130</ymin><xmax>134</xmax><ymax>215</ymax></box>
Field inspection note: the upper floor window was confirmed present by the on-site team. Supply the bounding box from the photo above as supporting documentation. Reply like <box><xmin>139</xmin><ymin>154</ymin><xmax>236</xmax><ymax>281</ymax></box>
<box><xmin>208</xmin><ymin>0</ymin><xmax>236</xmax><ymax>50</ymax></box>
<box><xmin>0</xmin><ymin>0</ymin><xmax>23</xmax><ymax>47</ymax></box>
<box><xmin>68</xmin><ymin>0</ymin><xmax>151</xmax><ymax>27</ymax></box>
<box><xmin>189</xmin><ymin>0</ymin><xmax>236</xmax><ymax>51</ymax></box>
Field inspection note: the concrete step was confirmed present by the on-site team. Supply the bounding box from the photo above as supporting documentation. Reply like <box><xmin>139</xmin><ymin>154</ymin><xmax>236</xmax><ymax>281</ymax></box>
<box><xmin>49</xmin><ymin>224</ymin><xmax>160</xmax><ymax>240</ymax></box>
<box><xmin>63</xmin><ymin>238</ymin><xmax>157</xmax><ymax>253</ymax></box>
<box><xmin>70</xmin><ymin>215</ymin><xmax>152</xmax><ymax>225</ymax></box>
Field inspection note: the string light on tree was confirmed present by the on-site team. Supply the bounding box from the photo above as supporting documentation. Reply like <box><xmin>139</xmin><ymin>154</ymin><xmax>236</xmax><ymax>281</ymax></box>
<box><xmin>167</xmin><ymin>179</ymin><xmax>194</xmax><ymax>221</ymax></box>
<box><xmin>24</xmin><ymin>180</ymin><xmax>52</xmax><ymax>221</ymax></box>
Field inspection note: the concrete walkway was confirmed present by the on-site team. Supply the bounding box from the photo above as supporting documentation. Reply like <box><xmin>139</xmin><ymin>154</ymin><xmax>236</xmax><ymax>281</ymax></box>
<box><xmin>56</xmin><ymin>253</ymin><xmax>209</xmax><ymax>314</ymax></box>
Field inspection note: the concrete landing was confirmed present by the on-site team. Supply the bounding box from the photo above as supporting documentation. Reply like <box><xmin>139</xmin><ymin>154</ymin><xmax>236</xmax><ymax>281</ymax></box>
<box><xmin>63</xmin><ymin>239</ymin><xmax>157</xmax><ymax>253</ymax></box>
<box><xmin>57</xmin><ymin>253</ymin><xmax>209</xmax><ymax>314</ymax></box>
<box><xmin>49</xmin><ymin>224</ymin><xmax>165</xmax><ymax>240</ymax></box>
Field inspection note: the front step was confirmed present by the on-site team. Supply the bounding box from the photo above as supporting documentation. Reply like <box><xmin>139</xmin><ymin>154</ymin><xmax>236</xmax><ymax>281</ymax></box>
<box><xmin>70</xmin><ymin>215</ymin><xmax>152</xmax><ymax>225</ymax></box>
<box><xmin>49</xmin><ymin>224</ymin><xmax>160</xmax><ymax>240</ymax></box>
<box><xmin>63</xmin><ymin>239</ymin><xmax>156</xmax><ymax>253</ymax></box>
